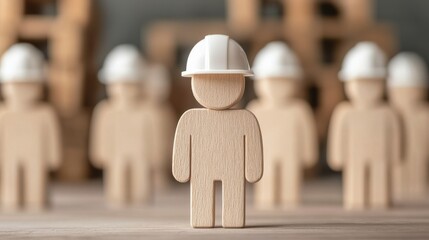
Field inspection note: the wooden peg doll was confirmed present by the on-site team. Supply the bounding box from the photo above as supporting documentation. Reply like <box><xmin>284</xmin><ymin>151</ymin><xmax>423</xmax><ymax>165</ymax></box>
<box><xmin>388</xmin><ymin>52</ymin><xmax>429</xmax><ymax>201</ymax></box>
<box><xmin>0</xmin><ymin>43</ymin><xmax>62</xmax><ymax>211</ymax></box>
<box><xmin>248</xmin><ymin>42</ymin><xmax>318</xmax><ymax>209</ymax></box>
<box><xmin>143</xmin><ymin>64</ymin><xmax>176</xmax><ymax>190</ymax></box>
<box><xmin>328</xmin><ymin>42</ymin><xmax>401</xmax><ymax>210</ymax></box>
<box><xmin>90</xmin><ymin>45</ymin><xmax>152</xmax><ymax>207</ymax></box>
<box><xmin>173</xmin><ymin>35</ymin><xmax>263</xmax><ymax>228</ymax></box>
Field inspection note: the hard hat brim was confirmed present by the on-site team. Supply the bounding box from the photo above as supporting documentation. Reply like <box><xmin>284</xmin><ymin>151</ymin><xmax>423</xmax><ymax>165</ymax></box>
<box><xmin>182</xmin><ymin>69</ymin><xmax>254</xmax><ymax>77</ymax></box>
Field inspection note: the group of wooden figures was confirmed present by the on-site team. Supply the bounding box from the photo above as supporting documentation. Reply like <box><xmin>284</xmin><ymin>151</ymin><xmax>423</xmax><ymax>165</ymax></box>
<box><xmin>0</xmin><ymin>43</ymin><xmax>175</xmax><ymax>211</ymax></box>
<box><xmin>0</xmin><ymin>34</ymin><xmax>427</xmax><ymax>229</ymax></box>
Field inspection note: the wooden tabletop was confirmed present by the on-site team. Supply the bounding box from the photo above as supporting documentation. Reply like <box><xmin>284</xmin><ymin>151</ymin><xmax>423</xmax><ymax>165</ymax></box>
<box><xmin>0</xmin><ymin>176</ymin><xmax>428</xmax><ymax>239</ymax></box>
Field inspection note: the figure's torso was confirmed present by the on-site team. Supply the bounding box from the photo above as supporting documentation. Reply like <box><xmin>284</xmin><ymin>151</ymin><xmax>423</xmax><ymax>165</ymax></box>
<box><xmin>182</xmin><ymin>108</ymin><xmax>257</xmax><ymax>181</ymax></box>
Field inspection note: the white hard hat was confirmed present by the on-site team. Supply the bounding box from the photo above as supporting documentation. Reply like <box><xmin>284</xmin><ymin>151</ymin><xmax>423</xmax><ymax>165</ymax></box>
<box><xmin>182</xmin><ymin>34</ymin><xmax>253</xmax><ymax>77</ymax></box>
<box><xmin>146</xmin><ymin>64</ymin><xmax>171</xmax><ymax>100</ymax></box>
<box><xmin>252</xmin><ymin>41</ymin><xmax>303</xmax><ymax>79</ymax></box>
<box><xmin>388</xmin><ymin>52</ymin><xmax>428</xmax><ymax>88</ymax></box>
<box><xmin>0</xmin><ymin>43</ymin><xmax>45</xmax><ymax>83</ymax></box>
<box><xmin>98</xmin><ymin>44</ymin><xmax>146</xmax><ymax>84</ymax></box>
<box><xmin>339</xmin><ymin>42</ymin><xmax>387</xmax><ymax>81</ymax></box>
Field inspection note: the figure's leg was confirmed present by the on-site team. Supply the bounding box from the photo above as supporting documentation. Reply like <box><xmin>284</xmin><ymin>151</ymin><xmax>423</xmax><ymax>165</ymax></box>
<box><xmin>392</xmin><ymin>161</ymin><xmax>406</xmax><ymax>202</ymax></box>
<box><xmin>370</xmin><ymin>159</ymin><xmax>390</xmax><ymax>209</ymax></box>
<box><xmin>408</xmin><ymin>157</ymin><xmax>427</xmax><ymax>199</ymax></box>
<box><xmin>254</xmin><ymin>160</ymin><xmax>276</xmax><ymax>209</ymax></box>
<box><xmin>1</xmin><ymin>160</ymin><xmax>20</xmax><ymax>211</ymax></box>
<box><xmin>130</xmin><ymin>160</ymin><xmax>151</xmax><ymax>204</ymax></box>
<box><xmin>222</xmin><ymin>178</ymin><xmax>245</xmax><ymax>228</ymax></box>
<box><xmin>344</xmin><ymin>160</ymin><xmax>366</xmax><ymax>210</ymax></box>
<box><xmin>191</xmin><ymin>179</ymin><xmax>215</xmax><ymax>228</ymax></box>
<box><xmin>280</xmin><ymin>159</ymin><xmax>301</xmax><ymax>208</ymax></box>
<box><xmin>105</xmin><ymin>159</ymin><xmax>127</xmax><ymax>207</ymax></box>
<box><xmin>24</xmin><ymin>160</ymin><xmax>47</xmax><ymax>211</ymax></box>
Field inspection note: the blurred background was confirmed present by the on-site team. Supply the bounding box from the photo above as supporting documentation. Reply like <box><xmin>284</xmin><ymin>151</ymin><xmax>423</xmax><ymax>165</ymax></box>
<box><xmin>0</xmin><ymin>0</ymin><xmax>427</xmax><ymax>181</ymax></box>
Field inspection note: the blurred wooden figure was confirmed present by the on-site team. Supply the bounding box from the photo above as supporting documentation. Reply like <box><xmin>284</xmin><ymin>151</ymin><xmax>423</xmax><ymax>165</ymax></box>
<box><xmin>0</xmin><ymin>43</ymin><xmax>62</xmax><ymax>211</ymax></box>
<box><xmin>248</xmin><ymin>42</ymin><xmax>317</xmax><ymax>208</ymax></box>
<box><xmin>173</xmin><ymin>35</ymin><xmax>263</xmax><ymax>228</ymax></box>
<box><xmin>388</xmin><ymin>53</ymin><xmax>429</xmax><ymax>201</ymax></box>
<box><xmin>328</xmin><ymin>42</ymin><xmax>401</xmax><ymax>210</ymax></box>
<box><xmin>144</xmin><ymin>64</ymin><xmax>176</xmax><ymax>190</ymax></box>
<box><xmin>90</xmin><ymin>45</ymin><xmax>152</xmax><ymax>207</ymax></box>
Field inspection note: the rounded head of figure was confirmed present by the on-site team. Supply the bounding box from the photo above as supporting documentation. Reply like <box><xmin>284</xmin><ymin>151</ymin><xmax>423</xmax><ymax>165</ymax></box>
<box><xmin>98</xmin><ymin>44</ymin><xmax>146</xmax><ymax>84</ymax></box>
<box><xmin>182</xmin><ymin>35</ymin><xmax>253</xmax><ymax>110</ymax></box>
<box><xmin>339</xmin><ymin>42</ymin><xmax>387</xmax><ymax>107</ymax></box>
<box><xmin>106</xmin><ymin>82</ymin><xmax>141</xmax><ymax>103</ymax></box>
<box><xmin>0</xmin><ymin>43</ymin><xmax>45</xmax><ymax>105</ymax></box>
<box><xmin>387</xmin><ymin>52</ymin><xmax>428</xmax><ymax>105</ymax></box>
<box><xmin>252</xmin><ymin>41</ymin><xmax>303</xmax><ymax>104</ymax></box>
<box><xmin>144</xmin><ymin>64</ymin><xmax>171</xmax><ymax>103</ymax></box>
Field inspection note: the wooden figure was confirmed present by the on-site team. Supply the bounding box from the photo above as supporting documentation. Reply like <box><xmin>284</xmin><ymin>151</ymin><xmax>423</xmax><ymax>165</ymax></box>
<box><xmin>0</xmin><ymin>43</ymin><xmax>62</xmax><ymax>211</ymax></box>
<box><xmin>90</xmin><ymin>45</ymin><xmax>152</xmax><ymax>207</ymax></box>
<box><xmin>327</xmin><ymin>42</ymin><xmax>401</xmax><ymax>210</ymax></box>
<box><xmin>388</xmin><ymin>52</ymin><xmax>429</xmax><ymax>201</ymax></box>
<box><xmin>173</xmin><ymin>35</ymin><xmax>263</xmax><ymax>228</ymax></box>
<box><xmin>145</xmin><ymin>0</ymin><xmax>396</xmax><ymax>140</ymax></box>
<box><xmin>143</xmin><ymin>64</ymin><xmax>176</xmax><ymax>190</ymax></box>
<box><xmin>247</xmin><ymin>42</ymin><xmax>318</xmax><ymax>209</ymax></box>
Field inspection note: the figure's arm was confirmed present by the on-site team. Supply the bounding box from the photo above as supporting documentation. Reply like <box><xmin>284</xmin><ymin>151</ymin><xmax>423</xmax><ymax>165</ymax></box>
<box><xmin>388</xmin><ymin>109</ymin><xmax>402</xmax><ymax>165</ymax></box>
<box><xmin>297</xmin><ymin>102</ymin><xmax>318</xmax><ymax>168</ymax></box>
<box><xmin>327</xmin><ymin>102</ymin><xmax>350</xmax><ymax>171</ymax></box>
<box><xmin>89</xmin><ymin>102</ymin><xmax>110</xmax><ymax>169</ymax></box>
<box><xmin>172</xmin><ymin>111</ymin><xmax>191</xmax><ymax>183</ymax></box>
<box><xmin>44</xmin><ymin>107</ymin><xmax>62</xmax><ymax>170</ymax></box>
<box><xmin>244</xmin><ymin>111</ymin><xmax>263</xmax><ymax>183</ymax></box>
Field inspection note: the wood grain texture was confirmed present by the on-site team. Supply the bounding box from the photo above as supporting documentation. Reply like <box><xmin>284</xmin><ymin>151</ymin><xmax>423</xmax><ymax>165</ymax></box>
<box><xmin>248</xmin><ymin>78</ymin><xmax>318</xmax><ymax>209</ymax></box>
<box><xmin>173</xmin><ymin>74</ymin><xmax>263</xmax><ymax>228</ymax></box>
<box><xmin>389</xmin><ymin>87</ymin><xmax>429</xmax><ymax>201</ymax></box>
<box><xmin>0</xmin><ymin>83</ymin><xmax>62</xmax><ymax>211</ymax></box>
<box><xmin>90</xmin><ymin>83</ymin><xmax>152</xmax><ymax>207</ymax></box>
<box><xmin>0</xmin><ymin>177</ymin><xmax>428</xmax><ymax>239</ymax></box>
<box><xmin>328</xmin><ymin>80</ymin><xmax>401</xmax><ymax>210</ymax></box>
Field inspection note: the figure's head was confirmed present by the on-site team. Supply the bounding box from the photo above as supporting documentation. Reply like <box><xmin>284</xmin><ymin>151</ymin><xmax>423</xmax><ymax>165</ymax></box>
<box><xmin>345</xmin><ymin>78</ymin><xmax>385</xmax><ymax>106</ymax></box>
<box><xmin>99</xmin><ymin>44</ymin><xmax>146</xmax><ymax>85</ymax></box>
<box><xmin>106</xmin><ymin>82</ymin><xmax>142</xmax><ymax>102</ymax></box>
<box><xmin>387</xmin><ymin>52</ymin><xmax>428</xmax><ymax>105</ymax></box>
<box><xmin>339</xmin><ymin>42</ymin><xmax>387</xmax><ymax>107</ymax></box>
<box><xmin>254</xmin><ymin>77</ymin><xmax>298</xmax><ymax>104</ymax></box>
<box><xmin>1</xmin><ymin>82</ymin><xmax>43</xmax><ymax>104</ymax></box>
<box><xmin>182</xmin><ymin>35</ymin><xmax>252</xmax><ymax>110</ymax></box>
<box><xmin>0</xmin><ymin>43</ymin><xmax>46</xmax><ymax>105</ymax></box>
<box><xmin>252</xmin><ymin>42</ymin><xmax>303</xmax><ymax>104</ymax></box>
<box><xmin>191</xmin><ymin>74</ymin><xmax>244</xmax><ymax>110</ymax></box>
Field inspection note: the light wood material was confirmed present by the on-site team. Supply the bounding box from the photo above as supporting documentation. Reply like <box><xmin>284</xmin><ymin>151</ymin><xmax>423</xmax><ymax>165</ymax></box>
<box><xmin>143</xmin><ymin>74</ymin><xmax>176</xmax><ymax>190</ymax></box>
<box><xmin>389</xmin><ymin>87</ymin><xmax>429</xmax><ymax>201</ymax></box>
<box><xmin>248</xmin><ymin>78</ymin><xmax>318</xmax><ymax>209</ymax></box>
<box><xmin>173</xmin><ymin>74</ymin><xmax>263</xmax><ymax>228</ymax></box>
<box><xmin>1</xmin><ymin>177</ymin><xmax>429</xmax><ymax>239</ymax></box>
<box><xmin>144</xmin><ymin>0</ymin><xmax>396</xmax><ymax>140</ymax></box>
<box><xmin>0</xmin><ymin>0</ymin><xmax>95</xmax><ymax>182</ymax></box>
<box><xmin>90</xmin><ymin>83</ymin><xmax>152</xmax><ymax>207</ymax></box>
<box><xmin>0</xmin><ymin>82</ymin><xmax>62</xmax><ymax>211</ymax></box>
<box><xmin>328</xmin><ymin>80</ymin><xmax>401</xmax><ymax>210</ymax></box>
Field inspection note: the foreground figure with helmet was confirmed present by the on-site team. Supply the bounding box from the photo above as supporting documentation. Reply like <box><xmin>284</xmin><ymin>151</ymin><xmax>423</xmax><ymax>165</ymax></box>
<box><xmin>172</xmin><ymin>34</ymin><xmax>263</xmax><ymax>228</ymax></box>
<box><xmin>248</xmin><ymin>42</ymin><xmax>318</xmax><ymax>209</ymax></box>
<box><xmin>0</xmin><ymin>43</ymin><xmax>62</xmax><ymax>211</ymax></box>
<box><xmin>388</xmin><ymin>53</ymin><xmax>429</xmax><ymax>202</ymax></box>
<box><xmin>327</xmin><ymin>42</ymin><xmax>401</xmax><ymax>210</ymax></box>
<box><xmin>90</xmin><ymin>45</ymin><xmax>152</xmax><ymax>207</ymax></box>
